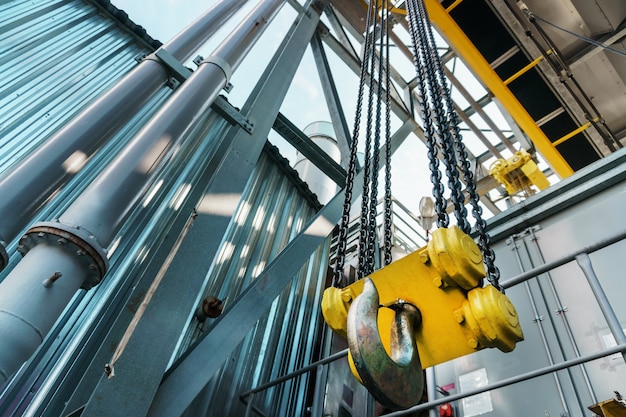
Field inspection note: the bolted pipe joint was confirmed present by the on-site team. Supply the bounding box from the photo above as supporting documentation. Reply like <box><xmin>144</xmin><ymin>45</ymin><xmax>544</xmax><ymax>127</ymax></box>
<box><xmin>19</xmin><ymin>221</ymin><xmax>108</xmax><ymax>289</ymax></box>
<box><xmin>0</xmin><ymin>221</ymin><xmax>108</xmax><ymax>385</ymax></box>
<box><xmin>0</xmin><ymin>240</ymin><xmax>7</xmax><ymax>272</ymax></box>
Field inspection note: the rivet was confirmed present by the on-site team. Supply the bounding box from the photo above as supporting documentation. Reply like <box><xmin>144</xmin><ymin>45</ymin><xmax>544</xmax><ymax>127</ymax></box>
<box><xmin>88</xmin><ymin>263</ymin><xmax>98</xmax><ymax>270</ymax></box>
<box><xmin>454</xmin><ymin>312</ymin><xmax>464</xmax><ymax>324</ymax></box>
<box><xmin>432</xmin><ymin>277</ymin><xmax>443</xmax><ymax>288</ymax></box>
<box><xmin>341</xmin><ymin>292</ymin><xmax>353</xmax><ymax>303</ymax></box>
<box><xmin>57</xmin><ymin>238</ymin><xmax>67</xmax><ymax>245</ymax></box>
<box><xmin>468</xmin><ymin>338</ymin><xmax>478</xmax><ymax>349</ymax></box>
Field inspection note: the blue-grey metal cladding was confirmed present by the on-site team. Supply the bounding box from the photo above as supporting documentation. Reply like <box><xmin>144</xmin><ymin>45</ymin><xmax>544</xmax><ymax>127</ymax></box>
<box><xmin>0</xmin><ymin>109</ymin><xmax>231</xmax><ymax>416</ymax></box>
<box><xmin>173</xmin><ymin>147</ymin><xmax>329</xmax><ymax>417</ymax></box>
<box><xmin>0</xmin><ymin>0</ymin><xmax>159</xmax><ymax>171</ymax></box>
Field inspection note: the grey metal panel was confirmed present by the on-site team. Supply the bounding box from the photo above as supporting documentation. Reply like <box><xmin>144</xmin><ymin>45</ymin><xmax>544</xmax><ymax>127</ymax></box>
<box><xmin>0</xmin><ymin>110</ymin><xmax>230</xmax><ymax>416</ymax></box>
<box><xmin>172</xmin><ymin>150</ymin><xmax>329</xmax><ymax>417</ymax></box>
<box><xmin>0</xmin><ymin>0</ymin><xmax>154</xmax><ymax>171</ymax></box>
<box><xmin>432</xmin><ymin>151</ymin><xmax>626</xmax><ymax>417</ymax></box>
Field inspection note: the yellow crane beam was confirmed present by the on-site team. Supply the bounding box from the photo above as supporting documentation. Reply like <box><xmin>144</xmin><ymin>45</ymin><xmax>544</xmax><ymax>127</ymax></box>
<box><xmin>423</xmin><ymin>0</ymin><xmax>574</xmax><ymax>178</ymax></box>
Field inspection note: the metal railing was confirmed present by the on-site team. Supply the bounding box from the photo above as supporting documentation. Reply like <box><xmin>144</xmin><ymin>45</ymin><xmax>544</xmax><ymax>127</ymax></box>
<box><xmin>239</xmin><ymin>349</ymin><xmax>348</xmax><ymax>417</ymax></box>
<box><xmin>238</xmin><ymin>228</ymin><xmax>626</xmax><ymax>416</ymax></box>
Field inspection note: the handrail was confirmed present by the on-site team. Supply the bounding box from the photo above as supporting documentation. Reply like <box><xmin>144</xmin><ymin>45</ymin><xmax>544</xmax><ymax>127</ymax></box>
<box><xmin>239</xmin><ymin>349</ymin><xmax>348</xmax><ymax>399</ymax></box>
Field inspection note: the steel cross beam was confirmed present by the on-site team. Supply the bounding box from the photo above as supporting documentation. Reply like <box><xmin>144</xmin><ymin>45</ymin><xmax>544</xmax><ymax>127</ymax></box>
<box><xmin>272</xmin><ymin>112</ymin><xmax>346</xmax><ymax>186</ymax></box>
<box><xmin>150</xmin><ymin>118</ymin><xmax>414</xmax><ymax>417</ymax></box>
<box><xmin>310</xmin><ymin>29</ymin><xmax>353</xmax><ymax>169</ymax></box>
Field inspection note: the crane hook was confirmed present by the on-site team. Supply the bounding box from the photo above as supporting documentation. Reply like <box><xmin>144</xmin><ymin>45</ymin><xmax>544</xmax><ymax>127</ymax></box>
<box><xmin>347</xmin><ymin>278</ymin><xmax>424</xmax><ymax>410</ymax></box>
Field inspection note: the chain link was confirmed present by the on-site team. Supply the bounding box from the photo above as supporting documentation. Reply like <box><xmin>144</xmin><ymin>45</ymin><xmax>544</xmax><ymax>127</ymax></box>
<box><xmin>383</xmin><ymin>0</ymin><xmax>394</xmax><ymax>267</ymax></box>
<box><xmin>332</xmin><ymin>0</ymin><xmax>377</xmax><ymax>288</ymax></box>
<box><xmin>407</xmin><ymin>0</ymin><xmax>502</xmax><ymax>292</ymax></box>
<box><xmin>406</xmin><ymin>0</ymin><xmax>448</xmax><ymax>229</ymax></box>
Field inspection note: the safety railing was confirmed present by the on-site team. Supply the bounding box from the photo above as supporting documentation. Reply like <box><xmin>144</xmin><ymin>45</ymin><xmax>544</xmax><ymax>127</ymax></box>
<box><xmin>238</xmin><ymin>227</ymin><xmax>626</xmax><ymax>416</ymax></box>
<box><xmin>239</xmin><ymin>349</ymin><xmax>348</xmax><ymax>417</ymax></box>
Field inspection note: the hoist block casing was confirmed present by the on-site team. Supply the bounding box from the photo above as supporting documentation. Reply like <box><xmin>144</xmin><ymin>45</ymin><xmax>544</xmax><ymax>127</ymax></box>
<box><xmin>489</xmin><ymin>150</ymin><xmax>549</xmax><ymax>195</ymax></box>
<box><xmin>321</xmin><ymin>226</ymin><xmax>524</xmax><ymax>368</ymax></box>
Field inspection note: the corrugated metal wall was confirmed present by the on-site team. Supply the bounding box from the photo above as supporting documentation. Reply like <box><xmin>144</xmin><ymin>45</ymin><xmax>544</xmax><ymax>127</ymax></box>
<box><xmin>0</xmin><ymin>2</ymin><xmax>332</xmax><ymax>416</ymax></box>
<box><xmin>177</xmin><ymin>146</ymin><xmax>330</xmax><ymax>417</ymax></box>
<box><xmin>0</xmin><ymin>0</ymin><xmax>161</xmax><ymax>170</ymax></box>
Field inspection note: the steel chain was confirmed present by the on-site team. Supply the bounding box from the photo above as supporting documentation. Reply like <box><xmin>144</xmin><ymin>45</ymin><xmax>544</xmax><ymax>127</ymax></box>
<box><xmin>415</xmin><ymin>0</ymin><xmax>501</xmax><ymax>289</ymax></box>
<box><xmin>383</xmin><ymin>0</ymin><xmax>394</xmax><ymax>266</ymax></box>
<box><xmin>413</xmin><ymin>0</ymin><xmax>467</xmax><ymax>231</ymax></box>
<box><xmin>406</xmin><ymin>0</ymin><xmax>448</xmax><ymax>228</ymax></box>
<box><xmin>332</xmin><ymin>0</ymin><xmax>376</xmax><ymax>288</ymax></box>
<box><xmin>408</xmin><ymin>0</ymin><xmax>503</xmax><ymax>291</ymax></box>
<box><xmin>365</xmin><ymin>0</ymin><xmax>388</xmax><ymax>276</ymax></box>
<box><xmin>357</xmin><ymin>0</ymin><xmax>380</xmax><ymax>279</ymax></box>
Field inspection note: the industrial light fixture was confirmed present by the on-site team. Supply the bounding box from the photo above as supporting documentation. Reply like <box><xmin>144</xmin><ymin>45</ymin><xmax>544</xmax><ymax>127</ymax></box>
<box><xmin>417</xmin><ymin>196</ymin><xmax>437</xmax><ymax>238</ymax></box>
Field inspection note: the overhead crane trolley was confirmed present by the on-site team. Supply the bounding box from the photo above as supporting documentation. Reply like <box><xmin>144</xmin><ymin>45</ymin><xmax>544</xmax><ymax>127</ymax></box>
<box><xmin>321</xmin><ymin>0</ymin><xmax>524</xmax><ymax>410</ymax></box>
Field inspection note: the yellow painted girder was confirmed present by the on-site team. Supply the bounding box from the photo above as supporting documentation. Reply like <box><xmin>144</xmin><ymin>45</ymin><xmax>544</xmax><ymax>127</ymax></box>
<box><xmin>423</xmin><ymin>0</ymin><xmax>574</xmax><ymax>178</ymax></box>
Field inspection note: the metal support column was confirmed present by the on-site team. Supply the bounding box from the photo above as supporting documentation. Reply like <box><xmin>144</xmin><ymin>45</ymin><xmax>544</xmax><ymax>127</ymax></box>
<box><xmin>0</xmin><ymin>0</ymin><xmax>284</xmax><ymax>386</ymax></box>
<box><xmin>0</xmin><ymin>0</ymin><xmax>250</xmax><ymax>269</ymax></box>
<box><xmin>148</xmin><ymin>119</ymin><xmax>413</xmax><ymax>417</ymax></box>
<box><xmin>425</xmin><ymin>368</ymin><xmax>438</xmax><ymax>417</ymax></box>
<box><xmin>576</xmin><ymin>253</ymin><xmax>626</xmax><ymax>362</ymax></box>
<box><xmin>82</xmin><ymin>3</ymin><xmax>328</xmax><ymax>417</ymax></box>
<box><xmin>311</xmin><ymin>30</ymin><xmax>353</xmax><ymax>168</ymax></box>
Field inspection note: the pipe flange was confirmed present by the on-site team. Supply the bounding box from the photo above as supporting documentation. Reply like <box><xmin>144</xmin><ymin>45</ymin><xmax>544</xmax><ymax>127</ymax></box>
<box><xmin>0</xmin><ymin>241</ymin><xmax>8</xmax><ymax>272</ymax></box>
<box><xmin>19</xmin><ymin>221</ymin><xmax>108</xmax><ymax>290</ymax></box>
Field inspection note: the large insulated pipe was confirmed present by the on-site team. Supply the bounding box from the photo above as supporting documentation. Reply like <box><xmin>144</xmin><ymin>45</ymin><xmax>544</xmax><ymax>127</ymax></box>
<box><xmin>0</xmin><ymin>0</ymin><xmax>250</xmax><ymax>270</ymax></box>
<box><xmin>0</xmin><ymin>0</ymin><xmax>284</xmax><ymax>385</ymax></box>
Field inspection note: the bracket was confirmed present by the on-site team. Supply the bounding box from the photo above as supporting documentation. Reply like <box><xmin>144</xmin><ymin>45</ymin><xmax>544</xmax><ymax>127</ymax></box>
<box><xmin>149</xmin><ymin>50</ymin><xmax>252</xmax><ymax>133</ymax></box>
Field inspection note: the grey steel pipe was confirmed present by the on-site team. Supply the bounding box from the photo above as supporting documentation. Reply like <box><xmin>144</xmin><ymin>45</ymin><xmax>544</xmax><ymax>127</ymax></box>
<box><xmin>0</xmin><ymin>0</ymin><xmax>250</xmax><ymax>270</ymax></box>
<box><xmin>0</xmin><ymin>0</ymin><xmax>284</xmax><ymax>386</ymax></box>
<box><xmin>240</xmin><ymin>349</ymin><xmax>349</xmax><ymax>398</ymax></box>
<box><xmin>60</xmin><ymin>0</ymin><xmax>284</xmax><ymax>244</ymax></box>
<box><xmin>576</xmin><ymin>253</ymin><xmax>626</xmax><ymax>362</ymax></box>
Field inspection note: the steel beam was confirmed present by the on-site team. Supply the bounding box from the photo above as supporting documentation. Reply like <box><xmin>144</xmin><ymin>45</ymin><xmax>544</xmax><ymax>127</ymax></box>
<box><xmin>148</xmin><ymin>118</ymin><xmax>413</xmax><ymax>417</ymax></box>
<box><xmin>82</xmin><ymin>4</ymin><xmax>330</xmax><ymax>417</ymax></box>
<box><xmin>273</xmin><ymin>113</ymin><xmax>346</xmax><ymax>186</ymax></box>
<box><xmin>310</xmin><ymin>30</ymin><xmax>353</xmax><ymax>168</ymax></box>
<box><xmin>423</xmin><ymin>0</ymin><xmax>574</xmax><ymax>178</ymax></box>
<box><xmin>0</xmin><ymin>0</ymin><xmax>250</xmax><ymax>270</ymax></box>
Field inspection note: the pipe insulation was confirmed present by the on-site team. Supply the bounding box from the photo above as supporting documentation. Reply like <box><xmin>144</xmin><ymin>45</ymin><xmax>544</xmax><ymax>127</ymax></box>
<box><xmin>0</xmin><ymin>0</ymin><xmax>284</xmax><ymax>386</ymax></box>
<box><xmin>0</xmin><ymin>0</ymin><xmax>250</xmax><ymax>270</ymax></box>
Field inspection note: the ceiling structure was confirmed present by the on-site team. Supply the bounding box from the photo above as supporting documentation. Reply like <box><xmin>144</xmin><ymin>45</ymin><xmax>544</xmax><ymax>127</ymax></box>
<box><xmin>315</xmin><ymin>0</ymin><xmax>626</xmax><ymax>215</ymax></box>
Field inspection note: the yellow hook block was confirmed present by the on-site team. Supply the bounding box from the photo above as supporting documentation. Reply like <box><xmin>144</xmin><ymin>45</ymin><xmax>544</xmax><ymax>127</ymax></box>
<box><xmin>322</xmin><ymin>226</ymin><xmax>523</xmax><ymax>368</ymax></box>
<box><xmin>489</xmin><ymin>149</ymin><xmax>550</xmax><ymax>196</ymax></box>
